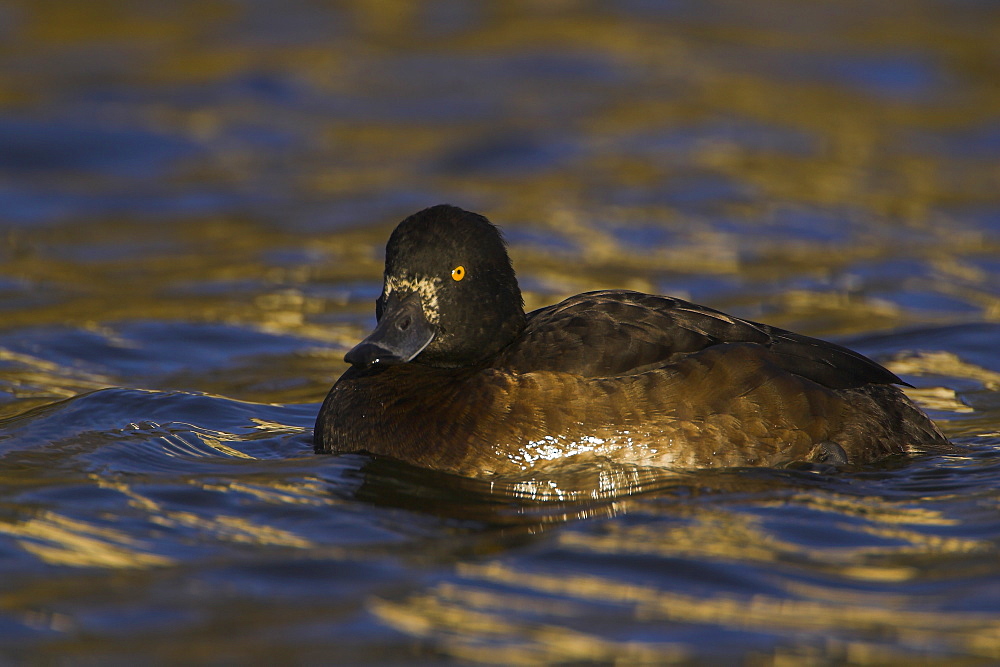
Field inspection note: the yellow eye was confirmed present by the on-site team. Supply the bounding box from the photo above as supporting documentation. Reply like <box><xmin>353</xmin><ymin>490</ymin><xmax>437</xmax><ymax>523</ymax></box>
<box><xmin>451</xmin><ymin>265</ymin><xmax>466</xmax><ymax>281</ymax></box>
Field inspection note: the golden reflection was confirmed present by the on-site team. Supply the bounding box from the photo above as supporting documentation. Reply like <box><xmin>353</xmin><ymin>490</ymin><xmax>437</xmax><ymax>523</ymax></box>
<box><xmin>0</xmin><ymin>0</ymin><xmax>998</xmax><ymax>660</ymax></box>
<box><xmin>155</xmin><ymin>427</ymin><xmax>256</xmax><ymax>459</ymax></box>
<box><xmin>370</xmin><ymin>588</ymin><xmax>690</xmax><ymax>666</ymax></box>
<box><xmin>0</xmin><ymin>349</ymin><xmax>113</xmax><ymax>418</ymax></box>
<box><xmin>776</xmin><ymin>492</ymin><xmax>960</xmax><ymax>527</ymax></box>
<box><xmin>889</xmin><ymin>351</ymin><xmax>1000</xmax><ymax>391</ymax></box>
<box><xmin>200</xmin><ymin>480</ymin><xmax>330</xmax><ymax>507</ymax></box>
<box><xmin>249</xmin><ymin>417</ymin><xmax>310</xmax><ymax>433</ymax></box>
<box><xmin>557</xmin><ymin>511</ymin><xmax>792</xmax><ymax>564</ymax></box>
<box><xmin>435</xmin><ymin>562</ymin><xmax>1000</xmax><ymax>660</ymax></box>
<box><xmin>902</xmin><ymin>386</ymin><xmax>973</xmax><ymax>413</ymax></box>
<box><xmin>0</xmin><ymin>510</ymin><xmax>171</xmax><ymax>569</ymax></box>
<box><xmin>557</xmin><ymin>500</ymin><xmax>984</xmax><ymax>578</ymax></box>
<box><xmin>91</xmin><ymin>477</ymin><xmax>320</xmax><ymax>552</ymax></box>
<box><xmin>151</xmin><ymin>512</ymin><xmax>312</xmax><ymax>548</ymax></box>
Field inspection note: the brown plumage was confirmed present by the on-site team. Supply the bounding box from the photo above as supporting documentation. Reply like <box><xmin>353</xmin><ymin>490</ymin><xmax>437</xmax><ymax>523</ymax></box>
<box><xmin>314</xmin><ymin>205</ymin><xmax>948</xmax><ymax>477</ymax></box>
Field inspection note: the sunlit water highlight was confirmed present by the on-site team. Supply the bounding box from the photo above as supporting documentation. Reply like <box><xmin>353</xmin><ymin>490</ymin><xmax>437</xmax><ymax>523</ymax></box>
<box><xmin>1</xmin><ymin>1</ymin><xmax>999</xmax><ymax>663</ymax></box>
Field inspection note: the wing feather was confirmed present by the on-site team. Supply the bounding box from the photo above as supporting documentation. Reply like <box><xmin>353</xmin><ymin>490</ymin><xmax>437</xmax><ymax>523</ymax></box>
<box><xmin>494</xmin><ymin>290</ymin><xmax>904</xmax><ymax>389</ymax></box>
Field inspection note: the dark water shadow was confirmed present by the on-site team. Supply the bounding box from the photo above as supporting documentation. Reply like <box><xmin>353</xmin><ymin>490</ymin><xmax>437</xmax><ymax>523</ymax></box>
<box><xmin>328</xmin><ymin>447</ymin><xmax>985</xmax><ymax>534</ymax></box>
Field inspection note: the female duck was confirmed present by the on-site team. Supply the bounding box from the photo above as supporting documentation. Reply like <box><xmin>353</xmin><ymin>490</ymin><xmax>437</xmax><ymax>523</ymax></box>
<box><xmin>314</xmin><ymin>205</ymin><xmax>947</xmax><ymax>477</ymax></box>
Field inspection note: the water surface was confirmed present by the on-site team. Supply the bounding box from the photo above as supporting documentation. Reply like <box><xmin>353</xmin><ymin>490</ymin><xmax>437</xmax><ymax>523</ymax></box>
<box><xmin>1</xmin><ymin>1</ymin><xmax>1000</xmax><ymax>663</ymax></box>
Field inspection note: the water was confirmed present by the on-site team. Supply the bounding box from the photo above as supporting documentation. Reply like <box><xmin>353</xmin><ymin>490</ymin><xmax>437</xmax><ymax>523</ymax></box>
<box><xmin>1</xmin><ymin>1</ymin><xmax>999</xmax><ymax>663</ymax></box>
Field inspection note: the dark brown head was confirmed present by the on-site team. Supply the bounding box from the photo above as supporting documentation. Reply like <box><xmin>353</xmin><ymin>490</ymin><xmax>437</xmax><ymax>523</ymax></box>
<box><xmin>346</xmin><ymin>205</ymin><xmax>526</xmax><ymax>368</ymax></box>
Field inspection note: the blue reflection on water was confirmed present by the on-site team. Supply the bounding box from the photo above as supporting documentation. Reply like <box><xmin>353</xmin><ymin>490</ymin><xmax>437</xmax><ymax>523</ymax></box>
<box><xmin>0</xmin><ymin>118</ymin><xmax>199</xmax><ymax>176</ymax></box>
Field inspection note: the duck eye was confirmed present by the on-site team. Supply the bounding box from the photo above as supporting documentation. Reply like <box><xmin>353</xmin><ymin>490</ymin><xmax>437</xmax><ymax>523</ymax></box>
<box><xmin>451</xmin><ymin>265</ymin><xmax>466</xmax><ymax>282</ymax></box>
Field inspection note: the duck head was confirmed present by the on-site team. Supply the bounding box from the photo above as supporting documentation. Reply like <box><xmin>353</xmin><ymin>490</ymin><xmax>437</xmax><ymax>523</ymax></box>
<box><xmin>345</xmin><ymin>205</ymin><xmax>526</xmax><ymax>369</ymax></box>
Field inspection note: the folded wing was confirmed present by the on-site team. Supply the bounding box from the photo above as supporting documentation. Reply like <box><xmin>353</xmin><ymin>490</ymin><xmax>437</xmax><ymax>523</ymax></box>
<box><xmin>495</xmin><ymin>290</ymin><xmax>903</xmax><ymax>390</ymax></box>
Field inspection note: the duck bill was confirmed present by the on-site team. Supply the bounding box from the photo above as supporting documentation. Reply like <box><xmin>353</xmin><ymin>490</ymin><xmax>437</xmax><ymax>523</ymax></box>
<box><xmin>344</xmin><ymin>292</ymin><xmax>435</xmax><ymax>366</ymax></box>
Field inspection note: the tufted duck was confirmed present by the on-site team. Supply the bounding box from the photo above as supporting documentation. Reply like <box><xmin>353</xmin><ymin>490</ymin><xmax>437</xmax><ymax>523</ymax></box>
<box><xmin>314</xmin><ymin>205</ymin><xmax>948</xmax><ymax>476</ymax></box>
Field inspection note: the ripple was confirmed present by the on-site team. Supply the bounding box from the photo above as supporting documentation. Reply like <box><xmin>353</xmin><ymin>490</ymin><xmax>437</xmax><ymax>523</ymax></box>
<box><xmin>1</xmin><ymin>0</ymin><xmax>1000</xmax><ymax>661</ymax></box>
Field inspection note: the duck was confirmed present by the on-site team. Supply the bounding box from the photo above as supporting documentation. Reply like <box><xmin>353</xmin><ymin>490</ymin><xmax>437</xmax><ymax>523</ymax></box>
<box><xmin>314</xmin><ymin>204</ymin><xmax>948</xmax><ymax>477</ymax></box>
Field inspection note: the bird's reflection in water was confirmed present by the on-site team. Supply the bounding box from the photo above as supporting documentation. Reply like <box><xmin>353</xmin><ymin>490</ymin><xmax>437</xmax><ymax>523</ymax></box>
<box><xmin>335</xmin><ymin>452</ymin><xmax>896</xmax><ymax>532</ymax></box>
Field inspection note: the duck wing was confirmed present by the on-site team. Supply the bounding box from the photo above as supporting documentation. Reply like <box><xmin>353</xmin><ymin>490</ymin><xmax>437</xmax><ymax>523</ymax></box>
<box><xmin>494</xmin><ymin>290</ymin><xmax>904</xmax><ymax>390</ymax></box>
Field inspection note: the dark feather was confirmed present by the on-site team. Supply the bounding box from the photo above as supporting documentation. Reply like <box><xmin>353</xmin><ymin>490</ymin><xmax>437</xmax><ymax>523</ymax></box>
<box><xmin>496</xmin><ymin>290</ymin><xmax>905</xmax><ymax>390</ymax></box>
